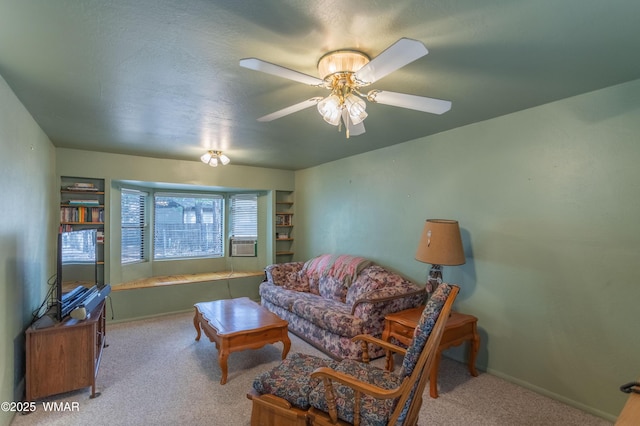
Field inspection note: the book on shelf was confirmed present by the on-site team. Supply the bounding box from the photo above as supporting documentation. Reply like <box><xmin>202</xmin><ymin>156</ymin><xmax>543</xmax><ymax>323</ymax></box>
<box><xmin>60</xmin><ymin>224</ymin><xmax>74</xmax><ymax>233</ymax></box>
<box><xmin>68</xmin><ymin>199</ymin><xmax>100</xmax><ymax>205</ymax></box>
<box><xmin>276</xmin><ymin>214</ymin><xmax>292</xmax><ymax>226</ymax></box>
<box><xmin>65</xmin><ymin>182</ymin><xmax>99</xmax><ymax>192</ymax></box>
<box><xmin>60</xmin><ymin>206</ymin><xmax>104</xmax><ymax>223</ymax></box>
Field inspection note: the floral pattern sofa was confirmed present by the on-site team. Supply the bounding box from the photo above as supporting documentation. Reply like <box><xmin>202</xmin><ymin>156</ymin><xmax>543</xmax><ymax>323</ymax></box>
<box><xmin>259</xmin><ymin>254</ymin><xmax>426</xmax><ymax>360</ymax></box>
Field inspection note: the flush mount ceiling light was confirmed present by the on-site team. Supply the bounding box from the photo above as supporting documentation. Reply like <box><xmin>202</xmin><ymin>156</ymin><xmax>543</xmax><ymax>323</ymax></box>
<box><xmin>200</xmin><ymin>150</ymin><xmax>230</xmax><ymax>167</ymax></box>
<box><xmin>240</xmin><ymin>38</ymin><xmax>452</xmax><ymax>138</ymax></box>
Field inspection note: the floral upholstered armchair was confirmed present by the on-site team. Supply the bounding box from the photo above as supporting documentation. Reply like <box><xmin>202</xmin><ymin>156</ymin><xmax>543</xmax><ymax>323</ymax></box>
<box><xmin>248</xmin><ymin>283</ymin><xmax>459</xmax><ymax>426</ymax></box>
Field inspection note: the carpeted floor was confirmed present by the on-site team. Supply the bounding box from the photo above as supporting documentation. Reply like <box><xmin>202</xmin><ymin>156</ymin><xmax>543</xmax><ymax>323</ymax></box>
<box><xmin>12</xmin><ymin>311</ymin><xmax>612</xmax><ymax>425</ymax></box>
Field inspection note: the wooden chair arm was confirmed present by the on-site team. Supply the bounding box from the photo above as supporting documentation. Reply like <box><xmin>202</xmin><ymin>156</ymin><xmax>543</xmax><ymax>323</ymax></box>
<box><xmin>352</xmin><ymin>334</ymin><xmax>407</xmax><ymax>357</ymax></box>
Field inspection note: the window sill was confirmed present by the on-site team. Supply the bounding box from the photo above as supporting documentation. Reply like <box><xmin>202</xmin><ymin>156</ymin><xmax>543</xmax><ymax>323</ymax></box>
<box><xmin>113</xmin><ymin>271</ymin><xmax>264</xmax><ymax>291</ymax></box>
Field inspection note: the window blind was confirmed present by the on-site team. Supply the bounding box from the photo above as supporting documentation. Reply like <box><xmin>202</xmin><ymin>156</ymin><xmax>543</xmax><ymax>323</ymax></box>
<box><xmin>230</xmin><ymin>193</ymin><xmax>258</xmax><ymax>238</ymax></box>
<box><xmin>121</xmin><ymin>189</ymin><xmax>146</xmax><ymax>264</ymax></box>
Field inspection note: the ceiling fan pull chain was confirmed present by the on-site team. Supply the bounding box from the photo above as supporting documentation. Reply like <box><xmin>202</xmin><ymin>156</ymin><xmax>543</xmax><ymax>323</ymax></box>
<box><xmin>346</xmin><ymin>114</ymin><xmax>350</xmax><ymax>139</ymax></box>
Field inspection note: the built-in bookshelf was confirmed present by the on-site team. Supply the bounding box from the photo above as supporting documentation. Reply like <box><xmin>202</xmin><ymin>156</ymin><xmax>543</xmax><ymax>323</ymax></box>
<box><xmin>59</xmin><ymin>176</ymin><xmax>106</xmax><ymax>286</ymax></box>
<box><xmin>275</xmin><ymin>191</ymin><xmax>294</xmax><ymax>261</ymax></box>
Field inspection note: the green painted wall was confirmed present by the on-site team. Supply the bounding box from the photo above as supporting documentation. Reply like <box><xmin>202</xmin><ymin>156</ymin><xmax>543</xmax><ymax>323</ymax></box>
<box><xmin>294</xmin><ymin>79</ymin><xmax>640</xmax><ymax>421</ymax></box>
<box><xmin>56</xmin><ymin>148</ymin><xmax>294</xmax><ymax>283</ymax></box>
<box><xmin>0</xmin><ymin>76</ymin><xmax>56</xmax><ymax>426</ymax></box>
<box><xmin>56</xmin><ymin>149</ymin><xmax>294</xmax><ymax>321</ymax></box>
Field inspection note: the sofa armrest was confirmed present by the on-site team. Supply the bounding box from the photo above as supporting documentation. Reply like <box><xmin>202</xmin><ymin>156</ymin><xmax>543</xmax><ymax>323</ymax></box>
<box><xmin>350</xmin><ymin>288</ymin><xmax>427</xmax><ymax>315</ymax></box>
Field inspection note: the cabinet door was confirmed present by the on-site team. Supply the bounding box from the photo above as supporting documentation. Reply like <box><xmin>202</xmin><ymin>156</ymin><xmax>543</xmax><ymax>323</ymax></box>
<box><xmin>26</xmin><ymin>323</ymin><xmax>95</xmax><ymax>400</ymax></box>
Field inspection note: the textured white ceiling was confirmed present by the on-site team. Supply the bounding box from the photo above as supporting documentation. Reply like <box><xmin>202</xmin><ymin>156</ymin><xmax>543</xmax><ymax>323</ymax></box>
<box><xmin>1</xmin><ymin>0</ymin><xmax>639</xmax><ymax>170</ymax></box>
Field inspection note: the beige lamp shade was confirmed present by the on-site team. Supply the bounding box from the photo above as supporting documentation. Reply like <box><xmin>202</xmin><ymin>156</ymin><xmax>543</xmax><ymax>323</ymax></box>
<box><xmin>415</xmin><ymin>219</ymin><xmax>465</xmax><ymax>266</ymax></box>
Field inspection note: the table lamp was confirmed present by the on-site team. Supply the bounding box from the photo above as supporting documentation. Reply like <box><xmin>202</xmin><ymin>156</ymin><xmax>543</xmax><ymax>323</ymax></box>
<box><xmin>415</xmin><ymin>219</ymin><xmax>465</xmax><ymax>294</ymax></box>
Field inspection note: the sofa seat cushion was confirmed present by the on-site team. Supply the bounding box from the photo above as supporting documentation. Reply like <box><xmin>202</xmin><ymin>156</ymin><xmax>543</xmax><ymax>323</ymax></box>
<box><xmin>309</xmin><ymin>359</ymin><xmax>402</xmax><ymax>425</ymax></box>
<box><xmin>290</xmin><ymin>296</ymin><xmax>364</xmax><ymax>338</ymax></box>
<box><xmin>253</xmin><ymin>353</ymin><xmax>339</xmax><ymax>410</ymax></box>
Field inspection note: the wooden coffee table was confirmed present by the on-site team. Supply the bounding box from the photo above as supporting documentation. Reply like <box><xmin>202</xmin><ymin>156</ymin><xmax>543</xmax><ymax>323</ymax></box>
<box><xmin>194</xmin><ymin>297</ymin><xmax>291</xmax><ymax>384</ymax></box>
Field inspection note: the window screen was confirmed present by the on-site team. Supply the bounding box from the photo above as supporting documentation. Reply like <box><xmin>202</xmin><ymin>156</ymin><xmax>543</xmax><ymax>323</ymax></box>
<box><xmin>154</xmin><ymin>193</ymin><xmax>224</xmax><ymax>259</ymax></box>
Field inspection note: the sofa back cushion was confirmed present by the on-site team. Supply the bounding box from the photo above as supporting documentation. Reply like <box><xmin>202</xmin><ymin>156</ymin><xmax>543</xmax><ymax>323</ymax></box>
<box><xmin>265</xmin><ymin>262</ymin><xmax>309</xmax><ymax>292</ymax></box>
<box><xmin>317</xmin><ymin>275</ymin><xmax>348</xmax><ymax>302</ymax></box>
<box><xmin>301</xmin><ymin>254</ymin><xmax>372</xmax><ymax>301</ymax></box>
<box><xmin>301</xmin><ymin>255</ymin><xmax>334</xmax><ymax>295</ymax></box>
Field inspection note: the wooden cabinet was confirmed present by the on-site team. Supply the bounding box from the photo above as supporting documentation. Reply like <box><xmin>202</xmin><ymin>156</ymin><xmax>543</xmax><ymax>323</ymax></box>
<box><xmin>275</xmin><ymin>191</ymin><xmax>294</xmax><ymax>260</ymax></box>
<box><xmin>59</xmin><ymin>176</ymin><xmax>106</xmax><ymax>287</ymax></box>
<box><xmin>26</xmin><ymin>301</ymin><xmax>106</xmax><ymax>401</ymax></box>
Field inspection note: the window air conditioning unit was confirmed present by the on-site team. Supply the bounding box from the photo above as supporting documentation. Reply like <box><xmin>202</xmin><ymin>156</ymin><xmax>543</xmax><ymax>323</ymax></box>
<box><xmin>230</xmin><ymin>238</ymin><xmax>257</xmax><ymax>257</ymax></box>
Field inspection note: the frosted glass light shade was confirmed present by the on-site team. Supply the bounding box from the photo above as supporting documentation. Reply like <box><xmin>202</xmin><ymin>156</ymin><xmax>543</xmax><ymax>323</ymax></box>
<box><xmin>200</xmin><ymin>151</ymin><xmax>213</xmax><ymax>163</ymax></box>
<box><xmin>317</xmin><ymin>94</ymin><xmax>342</xmax><ymax>126</ymax></box>
<box><xmin>344</xmin><ymin>93</ymin><xmax>367</xmax><ymax>125</ymax></box>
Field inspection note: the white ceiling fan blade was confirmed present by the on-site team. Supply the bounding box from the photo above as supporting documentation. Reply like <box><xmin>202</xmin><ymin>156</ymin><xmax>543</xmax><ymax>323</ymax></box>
<box><xmin>341</xmin><ymin>109</ymin><xmax>366</xmax><ymax>136</ymax></box>
<box><xmin>240</xmin><ymin>58</ymin><xmax>324</xmax><ymax>86</ymax></box>
<box><xmin>354</xmin><ymin>38</ymin><xmax>428</xmax><ymax>85</ymax></box>
<box><xmin>257</xmin><ymin>97</ymin><xmax>323</xmax><ymax>122</ymax></box>
<box><xmin>367</xmin><ymin>90</ymin><xmax>451</xmax><ymax>115</ymax></box>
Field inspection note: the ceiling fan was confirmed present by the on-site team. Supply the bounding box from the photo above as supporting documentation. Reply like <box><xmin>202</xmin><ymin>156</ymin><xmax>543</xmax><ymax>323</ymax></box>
<box><xmin>239</xmin><ymin>38</ymin><xmax>451</xmax><ymax>138</ymax></box>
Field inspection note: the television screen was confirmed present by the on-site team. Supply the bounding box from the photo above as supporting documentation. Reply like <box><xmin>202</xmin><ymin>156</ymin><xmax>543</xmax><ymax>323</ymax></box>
<box><xmin>60</xmin><ymin>229</ymin><xmax>97</xmax><ymax>286</ymax></box>
<box><xmin>55</xmin><ymin>229</ymin><xmax>97</xmax><ymax>321</ymax></box>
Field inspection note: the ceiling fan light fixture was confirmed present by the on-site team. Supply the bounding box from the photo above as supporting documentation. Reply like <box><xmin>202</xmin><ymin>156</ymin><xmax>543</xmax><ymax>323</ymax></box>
<box><xmin>317</xmin><ymin>50</ymin><xmax>370</xmax><ymax>80</ymax></box>
<box><xmin>242</xmin><ymin>38</ymin><xmax>450</xmax><ymax>139</ymax></box>
<box><xmin>201</xmin><ymin>150</ymin><xmax>230</xmax><ymax>167</ymax></box>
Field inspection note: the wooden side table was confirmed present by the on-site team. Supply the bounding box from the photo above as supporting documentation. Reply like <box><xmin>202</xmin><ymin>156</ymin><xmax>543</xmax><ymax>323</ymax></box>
<box><xmin>382</xmin><ymin>308</ymin><xmax>480</xmax><ymax>398</ymax></box>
